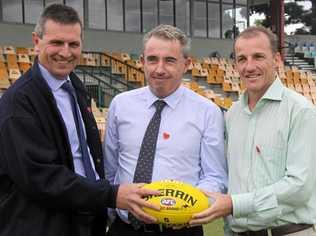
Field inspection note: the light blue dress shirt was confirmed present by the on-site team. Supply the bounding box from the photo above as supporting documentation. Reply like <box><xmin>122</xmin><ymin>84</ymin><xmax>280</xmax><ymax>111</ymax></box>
<box><xmin>104</xmin><ymin>85</ymin><xmax>227</xmax><ymax>222</ymax></box>
<box><xmin>38</xmin><ymin>64</ymin><xmax>99</xmax><ymax>179</ymax></box>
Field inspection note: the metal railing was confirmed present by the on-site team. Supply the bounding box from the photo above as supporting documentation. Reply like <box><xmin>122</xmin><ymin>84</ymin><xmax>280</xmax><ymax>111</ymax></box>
<box><xmin>75</xmin><ymin>51</ymin><xmax>145</xmax><ymax>107</ymax></box>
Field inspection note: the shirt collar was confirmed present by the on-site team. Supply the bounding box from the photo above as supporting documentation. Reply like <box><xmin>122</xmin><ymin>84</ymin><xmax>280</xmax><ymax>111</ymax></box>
<box><xmin>38</xmin><ymin>63</ymin><xmax>69</xmax><ymax>91</ymax></box>
<box><xmin>145</xmin><ymin>85</ymin><xmax>184</xmax><ymax>110</ymax></box>
<box><xmin>240</xmin><ymin>76</ymin><xmax>284</xmax><ymax>109</ymax></box>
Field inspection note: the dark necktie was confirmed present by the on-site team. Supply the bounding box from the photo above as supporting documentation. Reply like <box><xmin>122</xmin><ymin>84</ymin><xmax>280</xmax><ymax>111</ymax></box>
<box><xmin>129</xmin><ymin>99</ymin><xmax>166</xmax><ymax>229</ymax></box>
<box><xmin>61</xmin><ymin>81</ymin><xmax>96</xmax><ymax>180</ymax></box>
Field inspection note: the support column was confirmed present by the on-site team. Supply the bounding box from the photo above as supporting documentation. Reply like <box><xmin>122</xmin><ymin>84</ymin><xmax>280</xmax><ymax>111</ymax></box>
<box><xmin>312</xmin><ymin>1</ymin><xmax>316</xmax><ymax>35</ymax></box>
<box><xmin>271</xmin><ymin>0</ymin><xmax>284</xmax><ymax>59</ymax></box>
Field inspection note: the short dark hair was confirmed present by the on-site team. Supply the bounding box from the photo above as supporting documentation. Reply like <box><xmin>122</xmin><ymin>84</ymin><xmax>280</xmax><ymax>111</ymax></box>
<box><xmin>34</xmin><ymin>4</ymin><xmax>82</xmax><ymax>38</ymax></box>
<box><xmin>143</xmin><ymin>24</ymin><xmax>191</xmax><ymax>58</ymax></box>
<box><xmin>234</xmin><ymin>26</ymin><xmax>278</xmax><ymax>54</ymax></box>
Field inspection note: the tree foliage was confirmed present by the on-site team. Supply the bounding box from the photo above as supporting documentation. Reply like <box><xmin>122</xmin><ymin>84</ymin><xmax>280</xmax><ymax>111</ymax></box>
<box><xmin>249</xmin><ymin>0</ymin><xmax>313</xmax><ymax>34</ymax></box>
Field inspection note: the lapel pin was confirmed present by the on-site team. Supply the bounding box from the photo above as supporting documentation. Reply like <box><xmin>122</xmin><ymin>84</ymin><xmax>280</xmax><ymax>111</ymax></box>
<box><xmin>163</xmin><ymin>132</ymin><xmax>170</xmax><ymax>140</ymax></box>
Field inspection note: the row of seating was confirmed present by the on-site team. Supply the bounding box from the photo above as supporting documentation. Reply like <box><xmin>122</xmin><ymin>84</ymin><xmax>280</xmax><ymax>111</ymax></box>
<box><xmin>292</xmin><ymin>41</ymin><xmax>316</xmax><ymax>68</ymax></box>
<box><xmin>79</xmin><ymin>52</ymin><xmax>145</xmax><ymax>86</ymax></box>
<box><xmin>182</xmin><ymin>80</ymin><xmax>233</xmax><ymax>110</ymax></box>
<box><xmin>190</xmin><ymin>58</ymin><xmax>243</xmax><ymax>96</ymax></box>
<box><xmin>2</xmin><ymin>46</ymin><xmax>316</xmax><ymax>110</ymax></box>
<box><xmin>189</xmin><ymin>56</ymin><xmax>316</xmax><ymax>106</ymax></box>
<box><xmin>0</xmin><ymin>46</ymin><xmax>36</xmax><ymax>89</ymax></box>
<box><xmin>294</xmin><ymin>43</ymin><xmax>315</xmax><ymax>54</ymax></box>
<box><xmin>90</xmin><ymin>99</ymin><xmax>108</xmax><ymax>142</ymax></box>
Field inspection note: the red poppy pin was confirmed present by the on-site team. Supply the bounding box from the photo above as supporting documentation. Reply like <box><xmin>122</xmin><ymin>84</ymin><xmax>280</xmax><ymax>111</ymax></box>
<box><xmin>163</xmin><ymin>132</ymin><xmax>170</xmax><ymax>140</ymax></box>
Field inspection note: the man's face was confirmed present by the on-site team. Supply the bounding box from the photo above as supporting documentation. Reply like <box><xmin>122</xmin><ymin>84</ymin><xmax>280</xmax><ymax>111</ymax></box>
<box><xmin>235</xmin><ymin>32</ymin><xmax>281</xmax><ymax>98</ymax></box>
<box><xmin>32</xmin><ymin>19</ymin><xmax>82</xmax><ymax>80</ymax></box>
<box><xmin>141</xmin><ymin>36</ymin><xmax>190</xmax><ymax>98</ymax></box>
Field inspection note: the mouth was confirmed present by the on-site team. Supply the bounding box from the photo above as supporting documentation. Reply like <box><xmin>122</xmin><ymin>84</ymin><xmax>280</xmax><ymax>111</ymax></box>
<box><xmin>244</xmin><ymin>74</ymin><xmax>261</xmax><ymax>80</ymax></box>
<box><xmin>53</xmin><ymin>58</ymin><xmax>74</xmax><ymax>65</ymax></box>
<box><xmin>152</xmin><ymin>76</ymin><xmax>168</xmax><ymax>80</ymax></box>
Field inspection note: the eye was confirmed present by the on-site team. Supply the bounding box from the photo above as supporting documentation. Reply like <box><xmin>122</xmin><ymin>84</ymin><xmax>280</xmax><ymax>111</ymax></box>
<box><xmin>165</xmin><ymin>57</ymin><xmax>177</xmax><ymax>64</ymax></box>
<box><xmin>50</xmin><ymin>40</ymin><xmax>64</xmax><ymax>46</ymax></box>
<box><xmin>254</xmin><ymin>54</ymin><xmax>265</xmax><ymax>60</ymax></box>
<box><xmin>69</xmin><ymin>42</ymin><xmax>80</xmax><ymax>48</ymax></box>
<box><xmin>237</xmin><ymin>57</ymin><xmax>245</xmax><ymax>63</ymax></box>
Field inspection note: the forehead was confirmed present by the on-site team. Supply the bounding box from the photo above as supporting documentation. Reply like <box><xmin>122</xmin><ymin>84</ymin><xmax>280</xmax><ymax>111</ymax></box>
<box><xmin>43</xmin><ymin>20</ymin><xmax>82</xmax><ymax>40</ymax></box>
<box><xmin>235</xmin><ymin>32</ymin><xmax>272</xmax><ymax>55</ymax></box>
<box><xmin>143</xmin><ymin>36</ymin><xmax>183</xmax><ymax>57</ymax></box>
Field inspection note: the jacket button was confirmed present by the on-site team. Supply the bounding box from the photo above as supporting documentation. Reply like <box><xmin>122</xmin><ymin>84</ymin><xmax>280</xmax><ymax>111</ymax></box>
<box><xmin>96</xmin><ymin>158</ymin><xmax>101</xmax><ymax>163</ymax></box>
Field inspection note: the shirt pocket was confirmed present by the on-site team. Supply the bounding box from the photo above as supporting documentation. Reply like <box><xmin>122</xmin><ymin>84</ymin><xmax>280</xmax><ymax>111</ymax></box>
<box><xmin>255</xmin><ymin>145</ymin><xmax>286</xmax><ymax>185</ymax></box>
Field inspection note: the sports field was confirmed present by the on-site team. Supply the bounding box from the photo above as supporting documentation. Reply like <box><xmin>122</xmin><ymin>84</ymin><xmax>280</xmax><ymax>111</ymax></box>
<box><xmin>203</xmin><ymin>219</ymin><xmax>224</xmax><ymax>236</ymax></box>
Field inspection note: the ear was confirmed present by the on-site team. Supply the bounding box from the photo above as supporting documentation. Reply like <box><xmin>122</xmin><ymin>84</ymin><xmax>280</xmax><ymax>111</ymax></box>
<box><xmin>32</xmin><ymin>32</ymin><xmax>40</xmax><ymax>54</ymax></box>
<box><xmin>273</xmin><ymin>52</ymin><xmax>282</xmax><ymax>69</ymax></box>
<box><xmin>140</xmin><ymin>54</ymin><xmax>145</xmax><ymax>66</ymax></box>
<box><xmin>183</xmin><ymin>57</ymin><xmax>192</xmax><ymax>74</ymax></box>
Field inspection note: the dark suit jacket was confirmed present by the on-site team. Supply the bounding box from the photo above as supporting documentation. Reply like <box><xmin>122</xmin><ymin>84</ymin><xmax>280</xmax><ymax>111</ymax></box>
<box><xmin>0</xmin><ymin>60</ymin><xmax>118</xmax><ymax>236</ymax></box>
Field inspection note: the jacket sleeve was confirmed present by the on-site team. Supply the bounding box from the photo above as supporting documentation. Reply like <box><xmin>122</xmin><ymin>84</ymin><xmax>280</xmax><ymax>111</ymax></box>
<box><xmin>0</xmin><ymin>96</ymin><xmax>118</xmax><ymax>213</ymax></box>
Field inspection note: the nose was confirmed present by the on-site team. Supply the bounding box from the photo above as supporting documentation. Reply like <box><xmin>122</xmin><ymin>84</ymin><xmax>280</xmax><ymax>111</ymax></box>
<box><xmin>154</xmin><ymin>60</ymin><xmax>166</xmax><ymax>75</ymax></box>
<box><xmin>244</xmin><ymin>58</ymin><xmax>256</xmax><ymax>72</ymax></box>
<box><xmin>59</xmin><ymin>43</ymin><xmax>71</xmax><ymax>58</ymax></box>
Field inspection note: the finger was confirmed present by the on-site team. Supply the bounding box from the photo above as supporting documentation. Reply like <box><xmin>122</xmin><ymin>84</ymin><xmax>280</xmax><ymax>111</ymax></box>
<box><xmin>189</xmin><ymin>215</ymin><xmax>214</xmax><ymax>226</ymax></box>
<box><xmin>132</xmin><ymin>206</ymin><xmax>157</xmax><ymax>224</ymax></box>
<box><xmin>138</xmin><ymin>187</ymin><xmax>161</xmax><ymax>196</ymax></box>
<box><xmin>191</xmin><ymin>207</ymin><xmax>213</xmax><ymax>219</ymax></box>
<box><xmin>136</xmin><ymin>198</ymin><xmax>160</xmax><ymax>211</ymax></box>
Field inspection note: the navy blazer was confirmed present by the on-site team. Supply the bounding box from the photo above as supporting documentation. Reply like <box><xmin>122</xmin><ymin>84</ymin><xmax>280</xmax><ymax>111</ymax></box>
<box><xmin>0</xmin><ymin>60</ymin><xmax>118</xmax><ymax>236</ymax></box>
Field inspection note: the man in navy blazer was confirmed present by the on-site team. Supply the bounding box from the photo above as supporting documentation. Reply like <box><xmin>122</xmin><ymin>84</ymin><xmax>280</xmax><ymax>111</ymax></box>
<box><xmin>0</xmin><ymin>4</ymin><xmax>158</xmax><ymax>236</ymax></box>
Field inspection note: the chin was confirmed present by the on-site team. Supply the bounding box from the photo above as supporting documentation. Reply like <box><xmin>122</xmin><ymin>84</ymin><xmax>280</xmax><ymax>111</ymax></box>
<box><xmin>152</xmin><ymin>89</ymin><xmax>168</xmax><ymax>98</ymax></box>
<box><xmin>54</xmin><ymin>72</ymin><xmax>70</xmax><ymax>80</ymax></box>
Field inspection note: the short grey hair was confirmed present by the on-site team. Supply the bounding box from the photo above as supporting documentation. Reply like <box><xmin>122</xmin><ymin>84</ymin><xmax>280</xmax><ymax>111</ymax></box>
<box><xmin>143</xmin><ymin>24</ymin><xmax>191</xmax><ymax>58</ymax></box>
<box><xmin>34</xmin><ymin>4</ymin><xmax>82</xmax><ymax>39</ymax></box>
<box><xmin>234</xmin><ymin>26</ymin><xmax>278</xmax><ymax>54</ymax></box>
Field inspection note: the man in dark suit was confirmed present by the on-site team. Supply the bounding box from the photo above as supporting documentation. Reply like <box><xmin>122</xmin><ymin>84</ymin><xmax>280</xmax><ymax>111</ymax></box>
<box><xmin>0</xmin><ymin>4</ymin><xmax>158</xmax><ymax>236</ymax></box>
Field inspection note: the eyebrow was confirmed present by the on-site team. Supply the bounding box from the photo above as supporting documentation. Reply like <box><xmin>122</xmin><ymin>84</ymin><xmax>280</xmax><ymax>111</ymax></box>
<box><xmin>145</xmin><ymin>55</ymin><xmax>178</xmax><ymax>61</ymax></box>
<box><xmin>146</xmin><ymin>55</ymin><xmax>158</xmax><ymax>61</ymax></box>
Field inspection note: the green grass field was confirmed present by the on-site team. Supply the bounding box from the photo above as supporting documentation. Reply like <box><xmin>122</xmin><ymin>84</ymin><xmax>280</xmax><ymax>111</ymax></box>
<box><xmin>203</xmin><ymin>219</ymin><xmax>224</xmax><ymax>236</ymax></box>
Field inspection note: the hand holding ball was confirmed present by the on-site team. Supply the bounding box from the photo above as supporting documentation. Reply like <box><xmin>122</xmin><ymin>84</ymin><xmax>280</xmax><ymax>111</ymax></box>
<box><xmin>142</xmin><ymin>180</ymin><xmax>210</xmax><ymax>225</ymax></box>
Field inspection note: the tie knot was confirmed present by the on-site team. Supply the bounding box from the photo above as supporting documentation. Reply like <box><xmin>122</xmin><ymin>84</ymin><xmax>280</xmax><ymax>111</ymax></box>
<box><xmin>154</xmin><ymin>100</ymin><xmax>166</xmax><ymax>113</ymax></box>
<box><xmin>61</xmin><ymin>81</ymin><xmax>75</xmax><ymax>94</ymax></box>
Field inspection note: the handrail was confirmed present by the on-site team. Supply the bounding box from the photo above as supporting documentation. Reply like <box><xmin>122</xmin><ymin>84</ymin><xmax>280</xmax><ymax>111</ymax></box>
<box><xmin>76</xmin><ymin>51</ymin><xmax>146</xmax><ymax>107</ymax></box>
<box><xmin>75</xmin><ymin>66</ymin><xmax>122</xmax><ymax>107</ymax></box>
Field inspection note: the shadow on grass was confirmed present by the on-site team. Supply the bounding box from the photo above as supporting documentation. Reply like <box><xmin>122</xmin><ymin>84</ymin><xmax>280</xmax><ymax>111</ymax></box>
<box><xmin>203</xmin><ymin>219</ymin><xmax>224</xmax><ymax>236</ymax></box>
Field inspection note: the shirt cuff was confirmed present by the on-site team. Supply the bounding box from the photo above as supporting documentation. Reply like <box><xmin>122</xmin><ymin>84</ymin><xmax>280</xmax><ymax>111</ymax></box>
<box><xmin>231</xmin><ymin>192</ymin><xmax>254</xmax><ymax>218</ymax></box>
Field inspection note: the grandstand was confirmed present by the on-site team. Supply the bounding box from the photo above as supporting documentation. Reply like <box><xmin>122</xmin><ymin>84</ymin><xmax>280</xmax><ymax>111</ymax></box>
<box><xmin>1</xmin><ymin>45</ymin><xmax>316</xmax><ymax>111</ymax></box>
<box><xmin>0</xmin><ymin>2</ymin><xmax>316</xmax><ymax>236</ymax></box>
<box><xmin>0</xmin><ymin>1</ymin><xmax>315</xmax><ymax>113</ymax></box>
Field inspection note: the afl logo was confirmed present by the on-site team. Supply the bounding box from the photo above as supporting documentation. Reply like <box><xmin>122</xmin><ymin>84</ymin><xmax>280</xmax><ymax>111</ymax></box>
<box><xmin>160</xmin><ymin>198</ymin><xmax>176</xmax><ymax>206</ymax></box>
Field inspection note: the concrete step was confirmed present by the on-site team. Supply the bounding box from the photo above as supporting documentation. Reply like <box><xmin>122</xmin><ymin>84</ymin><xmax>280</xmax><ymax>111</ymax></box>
<box><xmin>284</xmin><ymin>57</ymin><xmax>302</xmax><ymax>61</ymax></box>
<box><xmin>285</xmin><ymin>59</ymin><xmax>309</xmax><ymax>63</ymax></box>
<box><xmin>299</xmin><ymin>64</ymin><xmax>313</xmax><ymax>68</ymax></box>
<box><xmin>287</xmin><ymin>62</ymin><xmax>312</xmax><ymax>66</ymax></box>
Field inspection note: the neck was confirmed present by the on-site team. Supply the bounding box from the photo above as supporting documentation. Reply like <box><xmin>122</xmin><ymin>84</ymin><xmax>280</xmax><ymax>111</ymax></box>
<box><xmin>247</xmin><ymin>77</ymin><xmax>276</xmax><ymax>111</ymax></box>
<box><xmin>247</xmin><ymin>93</ymin><xmax>262</xmax><ymax>111</ymax></box>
